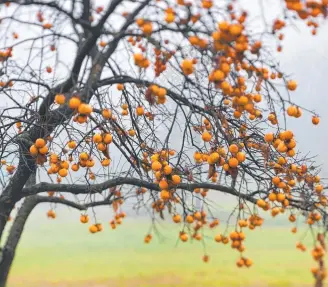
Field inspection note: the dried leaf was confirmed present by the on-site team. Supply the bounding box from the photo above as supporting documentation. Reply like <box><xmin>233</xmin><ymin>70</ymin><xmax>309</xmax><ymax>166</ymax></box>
<box><xmin>102</xmin><ymin>146</ymin><xmax>110</xmax><ymax>159</ymax></box>
<box><xmin>112</xmin><ymin>201</ymin><xmax>119</xmax><ymax>213</ymax></box>
<box><xmin>208</xmin><ymin>164</ymin><xmax>215</xmax><ymax>179</ymax></box>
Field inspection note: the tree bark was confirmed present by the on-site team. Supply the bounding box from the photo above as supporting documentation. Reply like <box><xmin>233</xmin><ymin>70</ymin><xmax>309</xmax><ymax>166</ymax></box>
<box><xmin>315</xmin><ymin>279</ymin><xmax>323</xmax><ymax>287</ymax></box>
<box><xmin>0</xmin><ymin>164</ymin><xmax>34</xmax><ymax>241</ymax></box>
<box><xmin>0</xmin><ymin>173</ymin><xmax>37</xmax><ymax>287</ymax></box>
<box><xmin>0</xmin><ymin>202</ymin><xmax>15</xmax><ymax>248</ymax></box>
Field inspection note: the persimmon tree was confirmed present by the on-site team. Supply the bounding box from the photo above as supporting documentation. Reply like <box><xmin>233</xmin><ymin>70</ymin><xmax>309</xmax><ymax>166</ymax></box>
<box><xmin>0</xmin><ymin>0</ymin><xmax>327</xmax><ymax>286</ymax></box>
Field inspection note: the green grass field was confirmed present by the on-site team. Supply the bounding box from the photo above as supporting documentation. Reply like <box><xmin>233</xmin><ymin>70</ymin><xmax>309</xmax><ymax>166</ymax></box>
<box><xmin>5</xmin><ymin>210</ymin><xmax>322</xmax><ymax>287</ymax></box>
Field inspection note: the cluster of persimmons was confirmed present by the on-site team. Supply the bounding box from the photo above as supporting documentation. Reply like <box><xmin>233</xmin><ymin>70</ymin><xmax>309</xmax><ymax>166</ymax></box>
<box><xmin>1</xmin><ymin>0</ymin><xmax>327</xmax><ymax>282</ymax></box>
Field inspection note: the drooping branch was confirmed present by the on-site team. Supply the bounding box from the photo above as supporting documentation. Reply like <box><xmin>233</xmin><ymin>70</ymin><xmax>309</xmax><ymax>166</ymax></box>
<box><xmin>33</xmin><ymin>194</ymin><xmax>118</xmax><ymax>210</ymax></box>
<box><xmin>19</xmin><ymin>177</ymin><xmax>257</xmax><ymax>203</ymax></box>
<box><xmin>0</xmin><ymin>191</ymin><xmax>119</xmax><ymax>287</ymax></box>
<box><xmin>19</xmin><ymin>177</ymin><xmax>319</xmax><ymax>213</ymax></box>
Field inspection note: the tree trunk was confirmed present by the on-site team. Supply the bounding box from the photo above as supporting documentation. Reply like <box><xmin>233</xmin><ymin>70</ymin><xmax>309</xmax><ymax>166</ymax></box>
<box><xmin>0</xmin><ymin>167</ymin><xmax>33</xmax><ymax>241</ymax></box>
<box><xmin>0</xmin><ymin>202</ymin><xmax>15</xmax><ymax>246</ymax></box>
<box><xmin>0</xmin><ymin>196</ymin><xmax>38</xmax><ymax>287</ymax></box>
<box><xmin>0</xmin><ymin>173</ymin><xmax>37</xmax><ymax>287</ymax></box>
<box><xmin>315</xmin><ymin>278</ymin><xmax>323</xmax><ymax>287</ymax></box>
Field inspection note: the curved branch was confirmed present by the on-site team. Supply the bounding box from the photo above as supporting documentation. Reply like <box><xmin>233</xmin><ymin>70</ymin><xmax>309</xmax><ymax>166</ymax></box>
<box><xmin>20</xmin><ymin>177</ymin><xmax>257</xmax><ymax>204</ymax></box>
<box><xmin>34</xmin><ymin>194</ymin><xmax>118</xmax><ymax>210</ymax></box>
<box><xmin>0</xmin><ymin>192</ymin><xmax>118</xmax><ymax>286</ymax></box>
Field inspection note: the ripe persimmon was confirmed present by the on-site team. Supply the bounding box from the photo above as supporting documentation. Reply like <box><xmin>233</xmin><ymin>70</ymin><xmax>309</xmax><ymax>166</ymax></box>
<box><xmin>172</xmin><ymin>174</ymin><xmax>181</xmax><ymax>184</ymax></box>
<box><xmin>152</xmin><ymin>161</ymin><xmax>162</xmax><ymax>171</ymax></box>
<box><xmin>181</xmin><ymin>59</ymin><xmax>194</xmax><ymax>75</ymax></box>
<box><xmin>202</xmin><ymin>131</ymin><xmax>212</xmax><ymax>142</ymax></box>
<box><xmin>55</xmin><ymin>94</ymin><xmax>65</xmax><ymax>104</ymax></box>
<box><xmin>228</xmin><ymin>158</ymin><xmax>239</xmax><ymax>168</ymax></box>
<box><xmin>29</xmin><ymin>145</ymin><xmax>38</xmax><ymax>156</ymax></box>
<box><xmin>80</xmin><ymin>215</ymin><xmax>89</xmax><ymax>224</ymax></box>
<box><xmin>229</xmin><ymin>144</ymin><xmax>239</xmax><ymax>154</ymax></box>
<box><xmin>103</xmin><ymin>133</ymin><xmax>112</xmax><ymax>144</ymax></box>
<box><xmin>159</xmin><ymin>178</ymin><xmax>168</xmax><ymax>190</ymax></box>
<box><xmin>312</xmin><ymin>116</ymin><xmax>320</xmax><ymax>125</ymax></box>
<box><xmin>35</xmin><ymin>138</ymin><xmax>46</xmax><ymax>148</ymax></box>
<box><xmin>38</xmin><ymin>146</ymin><xmax>48</xmax><ymax>155</ymax></box>
<box><xmin>89</xmin><ymin>225</ymin><xmax>98</xmax><ymax>233</ymax></box>
<box><xmin>173</xmin><ymin>214</ymin><xmax>181</xmax><ymax>223</ymax></box>
<box><xmin>69</xmin><ymin>97</ymin><xmax>81</xmax><ymax>109</ymax></box>
<box><xmin>160</xmin><ymin>189</ymin><xmax>170</xmax><ymax>200</ymax></box>
<box><xmin>180</xmin><ymin>232</ymin><xmax>188</xmax><ymax>242</ymax></box>
<box><xmin>67</xmin><ymin>141</ymin><xmax>76</xmax><ymax>149</ymax></box>
<box><xmin>136</xmin><ymin>106</ymin><xmax>144</xmax><ymax>116</ymax></box>
<box><xmin>93</xmin><ymin>134</ymin><xmax>102</xmax><ymax>143</ymax></box>
<box><xmin>287</xmin><ymin>80</ymin><xmax>297</xmax><ymax>91</ymax></box>
<box><xmin>186</xmin><ymin>215</ymin><xmax>194</xmax><ymax>224</ymax></box>
<box><xmin>102</xmin><ymin>109</ymin><xmax>112</xmax><ymax>119</ymax></box>
<box><xmin>163</xmin><ymin>165</ymin><xmax>172</xmax><ymax>175</ymax></box>
<box><xmin>78</xmin><ymin>103</ymin><xmax>93</xmax><ymax>115</ymax></box>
